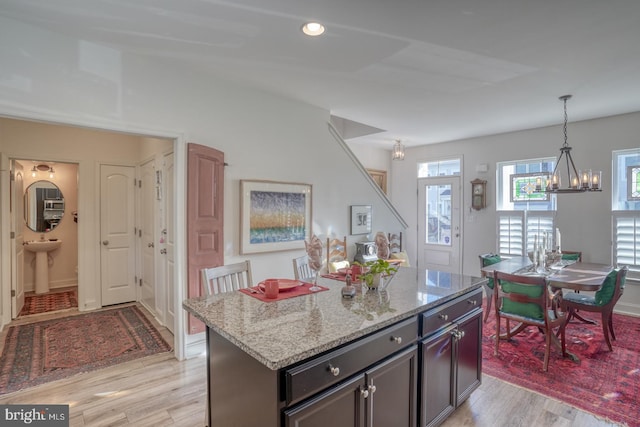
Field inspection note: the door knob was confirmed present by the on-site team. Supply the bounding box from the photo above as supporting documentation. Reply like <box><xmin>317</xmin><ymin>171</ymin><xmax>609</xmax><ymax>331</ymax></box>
<box><xmin>102</xmin><ymin>240</ymin><xmax>109</xmax><ymax>246</ymax></box>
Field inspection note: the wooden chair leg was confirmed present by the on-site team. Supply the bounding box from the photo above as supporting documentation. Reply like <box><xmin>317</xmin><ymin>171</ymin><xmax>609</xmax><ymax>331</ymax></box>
<box><xmin>608</xmin><ymin>312</ymin><xmax>617</xmax><ymax>341</ymax></box>
<box><xmin>543</xmin><ymin>331</ymin><xmax>551</xmax><ymax>372</ymax></box>
<box><xmin>602</xmin><ymin>311</ymin><xmax>613</xmax><ymax>351</ymax></box>
<box><xmin>483</xmin><ymin>287</ymin><xmax>493</xmax><ymax>323</ymax></box>
<box><xmin>494</xmin><ymin>316</ymin><xmax>500</xmax><ymax>356</ymax></box>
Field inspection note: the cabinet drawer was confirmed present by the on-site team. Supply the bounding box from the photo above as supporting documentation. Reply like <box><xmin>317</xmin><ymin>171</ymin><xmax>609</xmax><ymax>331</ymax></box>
<box><xmin>284</xmin><ymin>317</ymin><xmax>418</xmax><ymax>405</ymax></box>
<box><xmin>421</xmin><ymin>288</ymin><xmax>482</xmax><ymax>338</ymax></box>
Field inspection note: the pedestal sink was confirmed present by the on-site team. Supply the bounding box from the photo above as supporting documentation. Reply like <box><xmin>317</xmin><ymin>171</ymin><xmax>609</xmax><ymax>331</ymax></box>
<box><xmin>24</xmin><ymin>240</ymin><xmax>62</xmax><ymax>294</ymax></box>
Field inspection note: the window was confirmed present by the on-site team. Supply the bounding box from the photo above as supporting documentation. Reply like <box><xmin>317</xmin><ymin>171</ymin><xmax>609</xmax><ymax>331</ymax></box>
<box><xmin>418</xmin><ymin>158</ymin><xmax>460</xmax><ymax>178</ymax></box>
<box><xmin>496</xmin><ymin>158</ymin><xmax>556</xmax><ymax>257</ymax></box>
<box><xmin>613</xmin><ymin>149</ymin><xmax>640</xmax><ymax>272</ymax></box>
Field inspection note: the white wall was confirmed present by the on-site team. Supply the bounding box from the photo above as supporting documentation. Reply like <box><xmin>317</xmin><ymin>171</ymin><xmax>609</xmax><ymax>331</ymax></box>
<box><xmin>390</xmin><ymin>112</ymin><xmax>640</xmax><ymax>316</ymax></box>
<box><xmin>0</xmin><ymin>17</ymin><xmax>405</xmax><ymax>331</ymax></box>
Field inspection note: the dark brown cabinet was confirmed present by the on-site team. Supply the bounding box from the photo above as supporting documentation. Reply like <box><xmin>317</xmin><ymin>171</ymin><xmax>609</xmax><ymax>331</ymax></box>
<box><xmin>420</xmin><ymin>290</ymin><xmax>483</xmax><ymax>427</ymax></box>
<box><xmin>284</xmin><ymin>346</ymin><xmax>417</xmax><ymax>427</ymax></box>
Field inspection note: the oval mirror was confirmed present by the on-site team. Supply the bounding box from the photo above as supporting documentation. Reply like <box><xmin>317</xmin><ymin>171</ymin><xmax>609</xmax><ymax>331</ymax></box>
<box><xmin>24</xmin><ymin>180</ymin><xmax>65</xmax><ymax>232</ymax></box>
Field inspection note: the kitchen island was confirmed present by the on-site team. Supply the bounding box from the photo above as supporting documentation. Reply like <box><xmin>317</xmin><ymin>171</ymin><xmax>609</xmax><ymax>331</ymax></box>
<box><xmin>183</xmin><ymin>267</ymin><xmax>486</xmax><ymax>427</ymax></box>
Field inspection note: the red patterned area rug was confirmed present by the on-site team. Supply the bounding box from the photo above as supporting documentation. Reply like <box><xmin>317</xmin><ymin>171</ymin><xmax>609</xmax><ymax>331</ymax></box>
<box><xmin>0</xmin><ymin>305</ymin><xmax>172</xmax><ymax>395</ymax></box>
<box><xmin>483</xmin><ymin>308</ymin><xmax>640</xmax><ymax>427</ymax></box>
<box><xmin>19</xmin><ymin>289</ymin><xmax>78</xmax><ymax>316</ymax></box>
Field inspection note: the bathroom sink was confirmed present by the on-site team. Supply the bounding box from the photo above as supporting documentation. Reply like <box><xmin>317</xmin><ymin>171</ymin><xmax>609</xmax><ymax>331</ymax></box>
<box><xmin>24</xmin><ymin>240</ymin><xmax>62</xmax><ymax>252</ymax></box>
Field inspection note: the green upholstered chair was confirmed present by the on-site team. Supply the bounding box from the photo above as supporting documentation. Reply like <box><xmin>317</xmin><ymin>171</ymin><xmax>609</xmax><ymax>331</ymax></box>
<box><xmin>562</xmin><ymin>266</ymin><xmax>628</xmax><ymax>351</ymax></box>
<box><xmin>560</xmin><ymin>251</ymin><xmax>582</xmax><ymax>262</ymax></box>
<box><xmin>479</xmin><ymin>253</ymin><xmax>502</xmax><ymax>323</ymax></box>
<box><xmin>493</xmin><ymin>270</ymin><xmax>567</xmax><ymax>372</ymax></box>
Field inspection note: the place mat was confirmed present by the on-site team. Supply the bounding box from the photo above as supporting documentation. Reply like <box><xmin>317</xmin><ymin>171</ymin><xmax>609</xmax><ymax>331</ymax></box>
<box><xmin>321</xmin><ymin>273</ymin><xmax>347</xmax><ymax>282</ymax></box>
<box><xmin>239</xmin><ymin>282</ymin><xmax>329</xmax><ymax>301</ymax></box>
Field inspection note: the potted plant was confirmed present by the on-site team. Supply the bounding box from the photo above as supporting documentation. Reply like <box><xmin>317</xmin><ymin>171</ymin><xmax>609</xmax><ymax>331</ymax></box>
<box><xmin>357</xmin><ymin>259</ymin><xmax>398</xmax><ymax>289</ymax></box>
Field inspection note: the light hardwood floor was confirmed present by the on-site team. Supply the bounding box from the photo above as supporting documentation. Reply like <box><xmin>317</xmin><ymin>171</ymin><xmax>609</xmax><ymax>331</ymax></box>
<box><xmin>0</xmin><ymin>306</ymin><xmax>622</xmax><ymax>427</ymax></box>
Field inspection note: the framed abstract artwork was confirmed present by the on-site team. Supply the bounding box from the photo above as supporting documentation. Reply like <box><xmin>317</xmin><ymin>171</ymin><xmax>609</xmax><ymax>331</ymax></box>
<box><xmin>350</xmin><ymin>205</ymin><xmax>372</xmax><ymax>235</ymax></box>
<box><xmin>240</xmin><ymin>180</ymin><xmax>312</xmax><ymax>254</ymax></box>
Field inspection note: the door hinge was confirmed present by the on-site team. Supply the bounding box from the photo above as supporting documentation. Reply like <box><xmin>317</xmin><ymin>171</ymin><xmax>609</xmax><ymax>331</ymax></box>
<box><xmin>139</xmin><ymin>229</ymin><xmax>142</xmax><ymax>237</ymax></box>
<box><xmin>10</xmin><ymin>171</ymin><xmax>15</xmax><ymax>181</ymax></box>
<box><xmin>139</xmin><ymin>278</ymin><xmax>143</xmax><ymax>287</ymax></box>
<box><xmin>10</xmin><ymin>231</ymin><xmax>15</xmax><ymax>239</ymax></box>
<box><xmin>11</xmin><ymin>290</ymin><xmax>16</xmax><ymax>297</ymax></box>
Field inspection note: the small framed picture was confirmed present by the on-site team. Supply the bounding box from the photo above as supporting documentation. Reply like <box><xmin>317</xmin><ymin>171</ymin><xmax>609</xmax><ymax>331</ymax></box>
<box><xmin>350</xmin><ymin>205</ymin><xmax>372</xmax><ymax>235</ymax></box>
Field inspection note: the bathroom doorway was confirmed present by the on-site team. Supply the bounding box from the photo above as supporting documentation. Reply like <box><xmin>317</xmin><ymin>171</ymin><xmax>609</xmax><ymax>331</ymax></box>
<box><xmin>12</xmin><ymin>159</ymin><xmax>79</xmax><ymax>318</ymax></box>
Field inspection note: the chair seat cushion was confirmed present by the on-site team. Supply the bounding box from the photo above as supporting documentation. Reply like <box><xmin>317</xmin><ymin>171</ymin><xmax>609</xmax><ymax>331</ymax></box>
<box><xmin>561</xmin><ymin>253</ymin><xmax>581</xmax><ymax>261</ymax></box>
<box><xmin>390</xmin><ymin>251</ymin><xmax>410</xmax><ymax>267</ymax></box>
<box><xmin>481</xmin><ymin>254</ymin><xmax>502</xmax><ymax>290</ymax></box>
<box><xmin>563</xmin><ymin>291</ymin><xmax>598</xmax><ymax>306</ymax></box>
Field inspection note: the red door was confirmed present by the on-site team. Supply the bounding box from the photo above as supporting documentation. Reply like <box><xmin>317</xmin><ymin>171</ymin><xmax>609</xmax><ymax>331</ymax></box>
<box><xmin>187</xmin><ymin>143</ymin><xmax>224</xmax><ymax>334</ymax></box>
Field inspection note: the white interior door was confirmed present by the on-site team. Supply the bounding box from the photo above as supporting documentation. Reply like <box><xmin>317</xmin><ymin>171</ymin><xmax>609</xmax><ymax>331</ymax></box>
<box><xmin>100</xmin><ymin>164</ymin><xmax>136</xmax><ymax>306</ymax></box>
<box><xmin>163</xmin><ymin>151</ymin><xmax>175</xmax><ymax>334</ymax></box>
<box><xmin>10</xmin><ymin>161</ymin><xmax>24</xmax><ymax>318</ymax></box>
<box><xmin>417</xmin><ymin>176</ymin><xmax>461</xmax><ymax>274</ymax></box>
<box><xmin>139</xmin><ymin>158</ymin><xmax>157</xmax><ymax>315</ymax></box>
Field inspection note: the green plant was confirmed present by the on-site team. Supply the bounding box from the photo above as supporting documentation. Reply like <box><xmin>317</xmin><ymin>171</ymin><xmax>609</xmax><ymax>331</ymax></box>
<box><xmin>356</xmin><ymin>259</ymin><xmax>398</xmax><ymax>288</ymax></box>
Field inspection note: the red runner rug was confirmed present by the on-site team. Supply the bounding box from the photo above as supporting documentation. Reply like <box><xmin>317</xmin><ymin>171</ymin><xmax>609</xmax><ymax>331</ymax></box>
<box><xmin>483</xmin><ymin>307</ymin><xmax>640</xmax><ymax>427</ymax></box>
<box><xmin>0</xmin><ymin>305</ymin><xmax>172</xmax><ymax>395</ymax></box>
<box><xmin>19</xmin><ymin>289</ymin><xmax>78</xmax><ymax>316</ymax></box>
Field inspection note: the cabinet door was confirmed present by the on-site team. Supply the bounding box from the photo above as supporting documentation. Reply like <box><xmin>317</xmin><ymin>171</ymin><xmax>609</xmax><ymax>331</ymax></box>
<box><xmin>421</xmin><ymin>325</ymin><xmax>456</xmax><ymax>427</ymax></box>
<box><xmin>284</xmin><ymin>373</ymin><xmax>365</xmax><ymax>427</ymax></box>
<box><xmin>455</xmin><ymin>309</ymin><xmax>482</xmax><ymax>405</ymax></box>
<box><xmin>366</xmin><ymin>345</ymin><xmax>417</xmax><ymax>427</ymax></box>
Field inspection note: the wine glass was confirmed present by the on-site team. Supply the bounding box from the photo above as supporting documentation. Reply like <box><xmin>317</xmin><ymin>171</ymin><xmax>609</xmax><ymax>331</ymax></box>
<box><xmin>309</xmin><ymin>262</ymin><xmax>321</xmax><ymax>292</ymax></box>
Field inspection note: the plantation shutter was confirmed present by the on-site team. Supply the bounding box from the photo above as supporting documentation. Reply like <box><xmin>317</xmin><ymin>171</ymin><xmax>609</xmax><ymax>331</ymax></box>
<box><xmin>497</xmin><ymin>211</ymin><xmax>524</xmax><ymax>256</ymax></box>
<box><xmin>613</xmin><ymin>213</ymin><xmax>640</xmax><ymax>269</ymax></box>
<box><xmin>526</xmin><ymin>212</ymin><xmax>556</xmax><ymax>253</ymax></box>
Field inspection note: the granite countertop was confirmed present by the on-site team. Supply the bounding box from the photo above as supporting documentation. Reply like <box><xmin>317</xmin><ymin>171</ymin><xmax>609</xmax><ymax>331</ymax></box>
<box><xmin>183</xmin><ymin>267</ymin><xmax>485</xmax><ymax>370</ymax></box>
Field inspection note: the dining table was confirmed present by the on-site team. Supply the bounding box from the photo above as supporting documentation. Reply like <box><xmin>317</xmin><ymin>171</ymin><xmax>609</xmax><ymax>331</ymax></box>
<box><xmin>480</xmin><ymin>255</ymin><xmax>614</xmax><ymax>362</ymax></box>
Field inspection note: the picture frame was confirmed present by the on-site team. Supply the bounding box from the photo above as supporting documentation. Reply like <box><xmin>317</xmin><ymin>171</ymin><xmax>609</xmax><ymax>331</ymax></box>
<box><xmin>350</xmin><ymin>205</ymin><xmax>372</xmax><ymax>235</ymax></box>
<box><xmin>240</xmin><ymin>180</ymin><xmax>312</xmax><ymax>254</ymax></box>
<box><xmin>510</xmin><ymin>172</ymin><xmax>550</xmax><ymax>202</ymax></box>
<box><xmin>366</xmin><ymin>168</ymin><xmax>387</xmax><ymax>194</ymax></box>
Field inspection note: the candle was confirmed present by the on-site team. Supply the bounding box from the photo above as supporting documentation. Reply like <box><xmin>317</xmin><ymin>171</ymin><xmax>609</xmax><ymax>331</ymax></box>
<box><xmin>571</xmin><ymin>176</ymin><xmax>579</xmax><ymax>189</ymax></box>
<box><xmin>581</xmin><ymin>170</ymin><xmax>591</xmax><ymax>188</ymax></box>
<box><xmin>552</xmin><ymin>174</ymin><xmax>559</xmax><ymax>189</ymax></box>
<box><xmin>592</xmin><ymin>171</ymin><xmax>601</xmax><ymax>189</ymax></box>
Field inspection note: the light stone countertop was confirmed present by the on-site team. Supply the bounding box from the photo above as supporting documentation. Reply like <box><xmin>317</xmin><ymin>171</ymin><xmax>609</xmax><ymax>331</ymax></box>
<box><xmin>183</xmin><ymin>267</ymin><xmax>485</xmax><ymax>370</ymax></box>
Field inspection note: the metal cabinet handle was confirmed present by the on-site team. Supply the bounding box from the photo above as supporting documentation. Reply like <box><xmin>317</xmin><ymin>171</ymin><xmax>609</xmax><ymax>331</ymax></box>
<box><xmin>328</xmin><ymin>365</ymin><xmax>340</xmax><ymax>377</ymax></box>
<box><xmin>148</xmin><ymin>242</ymin><xmax>155</xmax><ymax>248</ymax></box>
<box><xmin>468</xmin><ymin>299</ymin><xmax>477</xmax><ymax>306</ymax></box>
<box><xmin>438</xmin><ymin>313</ymin><xmax>448</xmax><ymax>321</ymax></box>
<box><xmin>102</xmin><ymin>240</ymin><xmax>109</xmax><ymax>246</ymax></box>
<box><xmin>360</xmin><ymin>387</ymin><xmax>369</xmax><ymax>398</ymax></box>
<box><xmin>390</xmin><ymin>336</ymin><xmax>402</xmax><ymax>344</ymax></box>
<box><xmin>160</xmin><ymin>249</ymin><xmax>167</xmax><ymax>254</ymax></box>
<box><xmin>368</xmin><ymin>384</ymin><xmax>377</xmax><ymax>395</ymax></box>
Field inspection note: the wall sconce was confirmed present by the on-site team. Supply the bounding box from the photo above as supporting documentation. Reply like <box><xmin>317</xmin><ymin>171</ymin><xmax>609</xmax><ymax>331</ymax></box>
<box><xmin>48</xmin><ymin>166</ymin><xmax>55</xmax><ymax>179</ymax></box>
<box><xmin>392</xmin><ymin>139</ymin><xmax>405</xmax><ymax>161</ymax></box>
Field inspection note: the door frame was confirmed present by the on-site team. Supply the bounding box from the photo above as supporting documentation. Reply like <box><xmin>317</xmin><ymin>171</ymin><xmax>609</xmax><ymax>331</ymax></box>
<box><xmin>0</xmin><ymin>112</ymin><xmax>187</xmax><ymax>360</ymax></box>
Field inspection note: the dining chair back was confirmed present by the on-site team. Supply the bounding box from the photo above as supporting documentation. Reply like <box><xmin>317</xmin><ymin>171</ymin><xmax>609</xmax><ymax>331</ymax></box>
<box><xmin>201</xmin><ymin>260</ymin><xmax>253</xmax><ymax>296</ymax></box>
<box><xmin>327</xmin><ymin>236</ymin><xmax>348</xmax><ymax>273</ymax></box>
<box><xmin>479</xmin><ymin>253</ymin><xmax>502</xmax><ymax>323</ymax></box>
<box><xmin>493</xmin><ymin>270</ymin><xmax>567</xmax><ymax>371</ymax></box>
<box><xmin>561</xmin><ymin>266</ymin><xmax>628</xmax><ymax>351</ymax></box>
<box><xmin>388</xmin><ymin>232</ymin><xmax>403</xmax><ymax>254</ymax></box>
<box><xmin>560</xmin><ymin>250</ymin><xmax>582</xmax><ymax>262</ymax></box>
<box><xmin>292</xmin><ymin>255</ymin><xmax>313</xmax><ymax>281</ymax></box>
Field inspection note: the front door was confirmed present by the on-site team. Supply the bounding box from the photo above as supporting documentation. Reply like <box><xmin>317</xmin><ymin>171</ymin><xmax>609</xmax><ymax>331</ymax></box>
<box><xmin>100</xmin><ymin>164</ymin><xmax>136</xmax><ymax>306</ymax></box>
<box><xmin>417</xmin><ymin>176</ymin><xmax>461</xmax><ymax>273</ymax></box>
<box><xmin>163</xmin><ymin>151</ymin><xmax>175</xmax><ymax>334</ymax></box>
<box><xmin>10</xmin><ymin>161</ymin><xmax>25</xmax><ymax>318</ymax></box>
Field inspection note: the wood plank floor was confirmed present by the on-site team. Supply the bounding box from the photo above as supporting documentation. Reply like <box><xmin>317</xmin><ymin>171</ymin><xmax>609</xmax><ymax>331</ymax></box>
<box><xmin>0</xmin><ymin>305</ymin><xmax>622</xmax><ymax>427</ymax></box>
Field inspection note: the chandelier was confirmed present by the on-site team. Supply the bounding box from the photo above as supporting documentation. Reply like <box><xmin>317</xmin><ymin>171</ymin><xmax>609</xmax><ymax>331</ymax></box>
<box><xmin>536</xmin><ymin>95</ymin><xmax>601</xmax><ymax>193</ymax></box>
<box><xmin>392</xmin><ymin>139</ymin><xmax>405</xmax><ymax>161</ymax></box>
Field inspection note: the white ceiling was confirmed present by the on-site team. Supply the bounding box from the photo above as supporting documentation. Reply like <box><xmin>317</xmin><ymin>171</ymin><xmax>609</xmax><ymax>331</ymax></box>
<box><xmin>2</xmin><ymin>0</ymin><xmax>640</xmax><ymax>148</ymax></box>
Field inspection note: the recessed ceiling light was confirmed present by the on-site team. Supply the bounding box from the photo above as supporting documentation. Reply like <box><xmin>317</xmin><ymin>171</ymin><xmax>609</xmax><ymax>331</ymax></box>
<box><xmin>301</xmin><ymin>22</ymin><xmax>325</xmax><ymax>36</ymax></box>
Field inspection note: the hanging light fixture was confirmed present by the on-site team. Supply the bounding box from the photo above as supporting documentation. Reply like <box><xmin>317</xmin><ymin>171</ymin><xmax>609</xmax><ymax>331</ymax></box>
<box><xmin>392</xmin><ymin>139</ymin><xmax>405</xmax><ymax>161</ymax></box>
<box><xmin>535</xmin><ymin>95</ymin><xmax>602</xmax><ymax>193</ymax></box>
